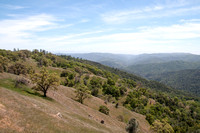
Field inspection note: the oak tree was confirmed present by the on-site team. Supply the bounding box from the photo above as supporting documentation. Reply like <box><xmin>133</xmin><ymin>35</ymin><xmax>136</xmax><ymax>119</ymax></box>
<box><xmin>75</xmin><ymin>84</ymin><xmax>91</xmax><ymax>104</ymax></box>
<box><xmin>31</xmin><ymin>67</ymin><xmax>60</xmax><ymax>97</ymax></box>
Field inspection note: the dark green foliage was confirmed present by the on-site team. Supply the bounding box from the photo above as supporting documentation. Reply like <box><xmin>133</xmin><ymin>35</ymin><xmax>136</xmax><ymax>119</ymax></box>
<box><xmin>60</xmin><ymin>70</ymin><xmax>69</xmax><ymax>77</ymax></box>
<box><xmin>99</xmin><ymin>105</ymin><xmax>109</xmax><ymax>115</ymax></box>
<box><xmin>61</xmin><ymin>71</ymin><xmax>75</xmax><ymax>87</ymax></box>
<box><xmin>103</xmin><ymin>83</ymin><xmax>120</xmax><ymax>99</ymax></box>
<box><xmin>107</xmin><ymin>77</ymin><xmax>115</xmax><ymax>86</ymax></box>
<box><xmin>153</xmin><ymin>69</ymin><xmax>200</xmax><ymax>96</ymax></box>
<box><xmin>89</xmin><ymin>76</ymin><xmax>102</xmax><ymax>96</ymax></box>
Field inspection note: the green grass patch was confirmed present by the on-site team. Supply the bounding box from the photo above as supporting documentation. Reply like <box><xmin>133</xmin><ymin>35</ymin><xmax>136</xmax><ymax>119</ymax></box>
<box><xmin>0</xmin><ymin>78</ymin><xmax>53</xmax><ymax>101</ymax></box>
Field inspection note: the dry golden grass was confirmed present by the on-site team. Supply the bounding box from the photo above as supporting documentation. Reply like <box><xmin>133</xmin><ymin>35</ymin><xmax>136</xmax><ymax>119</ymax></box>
<box><xmin>0</xmin><ymin>73</ymin><xmax>151</xmax><ymax>133</ymax></box>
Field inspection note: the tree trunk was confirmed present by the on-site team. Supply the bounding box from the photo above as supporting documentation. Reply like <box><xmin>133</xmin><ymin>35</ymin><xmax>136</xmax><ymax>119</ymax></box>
<box><xmin>44</xmin><ymin>91</ymin><xmax>47</xmax><ymax>97</ymax></box>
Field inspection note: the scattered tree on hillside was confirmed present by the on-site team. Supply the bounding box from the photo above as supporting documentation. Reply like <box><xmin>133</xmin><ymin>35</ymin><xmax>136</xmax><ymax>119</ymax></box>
<box><xmin>126</xmin><ymin>118</ymin><xmax>139</xmax><ymax>133</ymax></box>
<box><xmin>75</xmin><ymin>84</ymin><xmax>91</xmax><ymax>104</ymax></box>
<box><xmin>31</xmin><ymin>67</ymin><xmax>60</xmax><ymax>97</ymax></box>
<box><xmin>99</xmin><ymin>105</ymin><xmax>109</xmax><ymax>115</ymax></box>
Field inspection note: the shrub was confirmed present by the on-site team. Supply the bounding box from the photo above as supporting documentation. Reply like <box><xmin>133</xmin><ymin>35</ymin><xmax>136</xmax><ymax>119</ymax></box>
<box><xmin>126</xmin><ymin>118</ymin><xmax>139</xmax><ymax>133</ymax></box>
<box><xmin>146</xmin><ymin>114</ymin><xmax>155</xmax><ymax>125</ymax></box>
<box><xmin>8</xmin><ymin>63</ymin><xmax>27</xmax><ymax>75</ymax></box>
<box><xmin>60</xmin><ymin>70</ymin><xmax>69</xmax><ymax>77</ymax></box>
<box><xmin>15</xmin><ymin>77</ymin><xmax>29</xmax><ymax>88</ymax></box>
<box><xmin>99</xmin><ymin>105</ymin><xmax>109</xmax><ymax>115</ymax></box>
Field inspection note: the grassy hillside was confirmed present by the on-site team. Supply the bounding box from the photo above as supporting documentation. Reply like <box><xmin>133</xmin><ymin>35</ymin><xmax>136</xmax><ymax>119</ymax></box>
<box><xmin>0</xmin><ymin>73</ymin><xmax>150</xmax><ymax>133</ymax></box>
<box><xmin>0</xmin><ymin>49</ymin><xmax>200</xmax><ymax>133</ymax></box>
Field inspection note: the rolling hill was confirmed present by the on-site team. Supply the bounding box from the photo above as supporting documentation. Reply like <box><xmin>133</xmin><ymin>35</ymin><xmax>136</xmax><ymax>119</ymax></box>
<box><xmin>152</xmin><ymin>69</ymin><xmax>200</xmax><ymax>96</ymax></box>
<box><xmin>66</xmin><ymin>53</ymin><xmax>200</xmax><ymax>96</ymax></box>
<box><xmin>0</xmin><ymin>73</ymin><xmax>151</xmax><ymax>133</ymax></box>
<box><xmin>0</xmin><ymin>49</ymin><xmax>200</xmax><ymax>132</ymax></box>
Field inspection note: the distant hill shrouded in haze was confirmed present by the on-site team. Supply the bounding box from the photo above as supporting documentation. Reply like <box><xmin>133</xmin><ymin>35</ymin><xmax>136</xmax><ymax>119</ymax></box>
<box><xmin>61</xmin><ymin>52</ymin><xmax>200</xmax><ymax>96</ymax></box>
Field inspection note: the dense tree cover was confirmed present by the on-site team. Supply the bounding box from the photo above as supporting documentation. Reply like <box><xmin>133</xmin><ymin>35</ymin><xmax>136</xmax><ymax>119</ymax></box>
<box><xmin>71</xmin><ymin>53</ymin><xmax>200</xmax><ymax>97</ymax></box>
<box><xmin>1</xmin><ymin>49</ymin><xmax>200</xmax><ymax>132</ymax></box>
<box><xmin>153</xmin><ymin>69</ymin><xmax>200</xmax><ymax>96</ymax></box>
<box><xmin>126</xmin><ymin>61</ymin><xmax>200</xmax><ymax>78</ymax></box>
<box><xmin>124</xmin><ymin>88</ymin><xmax>200</xmax><ymax>132</ymax></box>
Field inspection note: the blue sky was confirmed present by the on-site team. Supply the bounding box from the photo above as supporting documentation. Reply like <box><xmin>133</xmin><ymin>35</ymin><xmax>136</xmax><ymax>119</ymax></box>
<box><xmin>0</xmin><ymin>0</ymin><xmax>200</xmax><ymax>54</ymax></box>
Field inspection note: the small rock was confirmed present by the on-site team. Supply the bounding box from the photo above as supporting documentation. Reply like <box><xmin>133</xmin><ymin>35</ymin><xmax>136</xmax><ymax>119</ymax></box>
<box><xmin>100</xmin><ymin>120</ymin><xmax>104</xmax><ymax>124</ymax></box>
<box><xmin>56</xmin><ymin>112</ymin><xmax>62</xmax><ymax>118</ymax></box>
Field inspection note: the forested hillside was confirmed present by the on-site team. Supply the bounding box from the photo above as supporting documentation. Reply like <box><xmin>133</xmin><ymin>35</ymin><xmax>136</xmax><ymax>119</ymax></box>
<box><xmin>125</xmin><ymin>61</ymin><xmax>200</xmax><ymax>78</ymax></box>
<box><xmin>69</xmin><ymin>53</ymin><xmax>200</xmax><ymax>96</ymax></box>
<box><xmin>152</xmin><ymin>69</ymin><xmax>200</xmax><ymax>96</ymax></box>
<box><xmin>0</xmin><ymin>49</ymin><xmax>200</xmax><ymax>133</ymax></box>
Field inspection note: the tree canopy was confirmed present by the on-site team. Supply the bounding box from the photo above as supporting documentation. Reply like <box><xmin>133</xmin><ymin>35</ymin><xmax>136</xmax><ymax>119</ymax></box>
<box><xmin>31</xmin><ymin>67</ymin><xmax>60</xmax><ymax>97</ymax></box>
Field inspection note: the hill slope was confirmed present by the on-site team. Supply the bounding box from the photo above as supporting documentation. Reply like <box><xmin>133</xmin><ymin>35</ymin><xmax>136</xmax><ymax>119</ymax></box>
<box><xmin>125</xmin><ymin>61</ymin><xmax>200</xmax><ymax>78</ymax></box>
<box><xmin>1</xmin><ymin>49</ymin><xmax>200</xmax><ymax>133</ymax></box>
<box><xmin>153</xmin><ymin>69</ymin><xmax>200</xmax><ymax>96</ymax></box>
<box><xmin>0</xmin><ymin>73</ymin><xmax>151</xmax><ymax>133</ymax></box>
<box><xmin>67</xmin><ymin>52</ymin><xmax>200</xmax><ymax>96</ymax></box>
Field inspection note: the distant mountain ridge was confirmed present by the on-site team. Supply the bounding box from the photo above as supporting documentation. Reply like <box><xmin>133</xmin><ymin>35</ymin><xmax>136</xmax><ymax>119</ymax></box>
<box><xmin>59</xmin><ymin>52</ymin><xmax>200</xmax><ymax>66</ymax></box>
<box><xmin>59</xmin><ymin>52</ymin><xmax>200</xmax><ymax>96</ymax></box>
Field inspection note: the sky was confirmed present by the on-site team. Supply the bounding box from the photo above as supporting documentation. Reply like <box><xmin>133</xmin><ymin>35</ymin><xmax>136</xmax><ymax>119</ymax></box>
<box><xmin>0</xmin><ymin>0</ymin><xmax>200</xmax><ymax>54</ymax></box>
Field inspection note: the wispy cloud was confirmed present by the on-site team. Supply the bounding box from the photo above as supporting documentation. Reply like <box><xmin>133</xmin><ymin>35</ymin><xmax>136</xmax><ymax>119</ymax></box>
<box><xmin>101</xmin><ymin>1</ymin><xmax>200</xmax><ymax>24</ymax></box>
<box><xmin>29</xmin><ymin>20</ymin><xmax>200</xmax><ymax>54</ymax></box>
<box><xmin>0</xmin><ymin>14</ymin><xmax>74</xmax><ymax>49</ymax></box>
<box><xmin>0</xmin><ymin>14</ymin><xmax>56</xmax><ymax>36</ymax></box>
<box><xmin>79</xmin><ymin>19</ymin><xmax>90</xmax><ymax>23</ymax></box>
<box><xmin>1</xmin><ymin>4</ymin><xmax>27</xmax><ymax>10</ymax></box>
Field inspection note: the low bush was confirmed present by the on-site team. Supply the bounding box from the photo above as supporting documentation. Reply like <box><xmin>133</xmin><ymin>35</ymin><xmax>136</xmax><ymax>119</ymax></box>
<box><xmin>99</xmin><ymin>105</ymin><xmax>109</xmax><ymax>115</ymax></box>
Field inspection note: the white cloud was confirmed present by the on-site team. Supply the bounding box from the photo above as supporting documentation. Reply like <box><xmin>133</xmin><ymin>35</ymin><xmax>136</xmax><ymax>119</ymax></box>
<box><xmin>30</xmin><ymin>21</ymin><xmax>200</xmax><ymax>54</ymax></box>
<box><xmin>101</xmin><ymin>1</ymin><xmax>200</xmax><ymax>24</ymax></box>
<box><xmin>0</xmin><ymin>14</ymin><xmax>56</xmax><ymax>36</ymax></box>
<box><xmin>0</xmin><ymin>12</ymin><xmax>200</xmax><ymax>54</ymax></box>
<box><xmin>0</xmin><ymin>14</ymin><xmax>63</xmax><ymax>49</ymax></box>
